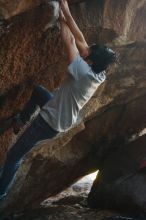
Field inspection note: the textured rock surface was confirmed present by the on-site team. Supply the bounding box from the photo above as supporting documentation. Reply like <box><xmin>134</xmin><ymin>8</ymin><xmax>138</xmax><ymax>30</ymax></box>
<box><xmin>88</xmin><ymin>135</ymin><xmax>146</xmax><ymax>213</ymax></box>
<box><xmin>8</xmin><ymin>207</ymin><xmax>114</xmax><ymax>220</ymax></box>
<box><xmin>0</xmin><ymin>172</ymin><xmax>118</xmax><ymax>219</ymax></box>
<box><xmin>0</xmin><ymin>0</ymin><xmax>146</xmax><ymax>217</ymax></box>
<box><xmin>0</xmin><ymin>0</ymin><xmax>146</xmax><ymax>161</ymax></box>
<box><xmin>1</xmin><ymin>41</ymin><xmax>146</xmax><ymax>215</ymax></box>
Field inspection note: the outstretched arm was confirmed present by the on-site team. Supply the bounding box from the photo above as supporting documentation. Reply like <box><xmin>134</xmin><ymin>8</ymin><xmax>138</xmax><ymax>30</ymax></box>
<box><xmin>60</xmin><ymin>0</ymin><xmax>89</xmax><ymax>58</ymax></box>
<box><xmin>59</xmin><ymin>9</ymin><xmax>79</xmax><ymax>63</ymax></box>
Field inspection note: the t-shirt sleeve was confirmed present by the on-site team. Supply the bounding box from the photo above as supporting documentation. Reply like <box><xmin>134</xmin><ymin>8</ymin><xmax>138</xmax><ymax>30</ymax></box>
<box><xmin>68</xmin><ymin>54</ymin><xmax>91</xmax><ymax>81</ymax></box>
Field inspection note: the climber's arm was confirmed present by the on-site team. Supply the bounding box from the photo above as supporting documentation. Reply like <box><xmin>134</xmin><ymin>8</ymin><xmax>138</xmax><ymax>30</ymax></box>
<box><xmin>60</xmin><ymin>0</ymin><xmax>89</xmax><ymax>58</ymax></box>
<box><xmin>60</xmin><ymin>9</ymin><xmax>79</xmax><ymax>63</ymax></box>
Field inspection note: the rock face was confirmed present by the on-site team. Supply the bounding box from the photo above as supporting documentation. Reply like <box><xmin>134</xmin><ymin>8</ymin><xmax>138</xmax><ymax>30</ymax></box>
<box><xmin>0</xmin><ymin>0</ymin><xmax>146</xmax><ymax>217</ymax></box>
<box><xmin>88</xmin><ymin>135</ymin><xmax>146</xmax><ymax>213</ymax></box>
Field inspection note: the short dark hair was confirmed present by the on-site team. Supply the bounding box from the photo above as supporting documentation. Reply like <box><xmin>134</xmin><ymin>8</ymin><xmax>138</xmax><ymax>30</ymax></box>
<box><xmin>87</xmin><ymin>44</ymin><xmax>118</xmax><ymax>74</ymax></box>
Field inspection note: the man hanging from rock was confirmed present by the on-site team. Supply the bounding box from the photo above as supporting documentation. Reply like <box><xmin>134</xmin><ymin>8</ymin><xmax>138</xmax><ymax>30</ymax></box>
<box><xmin>0</xmin><ymin>0</ymin><xmax>117</xmax><ymax>200</ymax></box>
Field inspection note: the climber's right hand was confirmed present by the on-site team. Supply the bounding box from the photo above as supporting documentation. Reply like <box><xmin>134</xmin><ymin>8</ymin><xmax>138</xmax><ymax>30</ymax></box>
<box><xmin>60</xmin><ymin>0</ymin><xmax>71</xmax><ymax>18</ymax></box>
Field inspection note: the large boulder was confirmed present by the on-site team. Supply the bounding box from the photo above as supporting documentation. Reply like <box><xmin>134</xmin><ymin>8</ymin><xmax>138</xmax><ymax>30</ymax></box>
<box><xmin>1</xmin><ymin>40</ymin><xmax>146</xmax><ymax>215</ymax></box>
<box><xmin>0</xmin><ymin>0</ymin><xmax>146</xmax><ymax>217</ymax></box>
<box><xmin>88</xmin><ymin>135</ymin><xmax>146</xmax><ymax>214</ymax></box>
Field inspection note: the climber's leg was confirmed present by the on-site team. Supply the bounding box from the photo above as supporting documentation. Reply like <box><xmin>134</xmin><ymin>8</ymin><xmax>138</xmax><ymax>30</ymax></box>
<box><xmin>0</xmin><ymin>114</ymin><xmax>58</xmax><ymax>198</ymax></box>
<box><xmin>19</xmin><ymin>85</ymin><xmax>54</xmax><ymax>124</ymax></box>
<box><xmin>13</xmin><ymin>85</ymin><xmax>54</xmax><ymax>134</ymax></box>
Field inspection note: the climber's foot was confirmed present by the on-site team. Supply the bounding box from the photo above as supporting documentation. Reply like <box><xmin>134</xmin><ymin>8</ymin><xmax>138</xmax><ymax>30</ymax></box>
<box><xmin>12</xmin><ymin>114</ymin><xmax>24</xmax><ymax>135</ymax></box>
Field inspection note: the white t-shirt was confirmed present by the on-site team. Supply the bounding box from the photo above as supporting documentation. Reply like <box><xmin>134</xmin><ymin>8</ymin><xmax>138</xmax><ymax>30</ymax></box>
<box><xmin>40</xmin><ymin>54</ymin><xmax>106</xmax><ymax>132</ymax></box>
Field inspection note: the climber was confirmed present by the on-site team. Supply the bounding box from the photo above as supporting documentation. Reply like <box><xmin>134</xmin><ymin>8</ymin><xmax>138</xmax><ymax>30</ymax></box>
<box><xmin>0</xmin><ymin>0</ymin><xmax>117</xmax><ymax>200</ymax></box>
